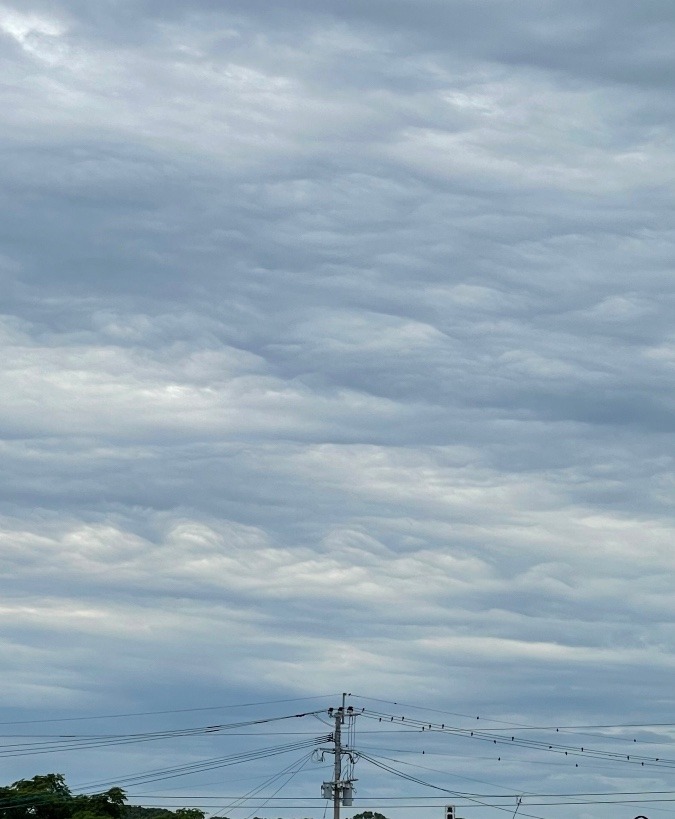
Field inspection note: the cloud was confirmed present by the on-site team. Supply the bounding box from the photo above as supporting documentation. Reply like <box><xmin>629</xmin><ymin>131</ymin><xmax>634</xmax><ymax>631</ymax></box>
<box><xmin>2</xmin><ymin>0</ymin><xmax>675</xmax><ymax>815</ymax></box>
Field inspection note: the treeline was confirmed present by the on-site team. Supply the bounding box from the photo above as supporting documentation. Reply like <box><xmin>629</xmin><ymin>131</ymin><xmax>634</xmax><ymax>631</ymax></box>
<box><xmin>124</xmin><ymin>807</ymin><xmax>206</xmax><ymax>819</ymax></box>
<box><xmin>0</xmin><ymin>775</ymin><xmax>387</xmax><ymax>819</ymax></box>
<box><xmin>0</xmin><ymin>775</ymin><xmax>208</xmax><ymax>819</ymax></box>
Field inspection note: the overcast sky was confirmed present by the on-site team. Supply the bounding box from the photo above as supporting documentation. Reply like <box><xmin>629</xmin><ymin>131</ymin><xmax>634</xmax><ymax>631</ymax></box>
<box><xmin>2</xmin><ymin>1</ymin><xmax>675</xmax><ymax>818</ymax></box>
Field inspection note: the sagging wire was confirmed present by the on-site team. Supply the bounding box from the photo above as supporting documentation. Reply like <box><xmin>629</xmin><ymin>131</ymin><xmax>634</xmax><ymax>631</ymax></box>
<box><xmin>241</xmin><ymin>750</ymin><xmax>315</xmax><ymax>819</ymax></box>
<box><xmin>358</xmin><ymin>751</ymin><xmax>551</xmax><ymax>819</ymax></box>
<box><xmin>0</xmin><ymin>696</ymin><xmax>339</xmax><ymax>726</ymax></box>
<box><xmin>358</xmin><ymin>709</ymin><xmax>675</xmax><ymax>770</ymax></box>
<box><xmin>349</xmin><ymin>694</ymin><xmax>675</xmax><ymax>748</ymax></box>
<box><xmin>209</xmin><ymin>750</ymin><xmax>316</xmax><ymax>819</ymax></box>
<box><xmin>0</xmin><ymin>712</ymin><xmax>328</xmax><ymax>759</ymax></box>
<box><xmin>76</xmin><ymin>736</ymin><xmax>332</xmax><ymax>792</ymax></box>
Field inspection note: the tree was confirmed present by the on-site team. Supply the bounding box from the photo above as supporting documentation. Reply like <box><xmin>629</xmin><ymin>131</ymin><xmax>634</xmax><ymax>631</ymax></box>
<box><xmin>0</xmin><ymin>774</ymin><xmax>71</xmax><ymax>819</ymax></box>
<box><xmin>350</xmin><ymin>813</ymin><xmax>389</xmax><ymax>819</ymax></box>
<box><xmin>174</xmin><ymin>810</ymin><xmax>205</xmax><ymax>819</ymax></box>
<box><xmin>0</xmin><ymin>775</ymin><xmax>125</xmax><ymax>819</ymax></box>
<box><xmin>73</xmin><ymin>787</ymin><xmax>126</xmax><ymax>819</ymax></box>
<box><xmin>123</xmin><ymin>808</ymin><xmax>207</xmax><ymax>819</ymax></box>
<box><xmin>0</xmin><ymin>778</ymin><xmax>211</xmax><ymax>819</ymax></box>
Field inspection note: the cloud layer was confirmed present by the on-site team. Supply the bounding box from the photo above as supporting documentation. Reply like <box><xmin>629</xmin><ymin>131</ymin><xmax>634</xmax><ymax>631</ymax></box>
<box><xmin>2</xmin><ymin>1</ymin><xmax>675</xmax><ymax>817</ymax></box>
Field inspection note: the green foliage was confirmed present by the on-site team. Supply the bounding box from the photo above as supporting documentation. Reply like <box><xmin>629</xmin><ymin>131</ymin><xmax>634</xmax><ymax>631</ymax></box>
<box><xmin>0</xmin><ymin>774</ymin><xmax>70</xmax><ymax>819</ymax></box>
<box><xmin>0</xmin><ymin>778</ymin><xmax>213</xmax><ymax>819</ymax></box>
<box><xmin>350</xmin><ymin>813</ymin><xmax>389</xmax><ymax>819</ymax></box>
<box><xmin>174</xmin><ymin>810</ymin><xmax>206</xmax><ymax>819</ymax></box>
<box><xmin>123</xmin><ymin>808</ymin><xmax>173</xmax><ymax>819</ymax></box>
<box><xmin>123</xmin><ymin>807</ymin><xmax>207</xmax><ymax>819</ymax></box>
<box><xmin>0</xmin><ymin>776</ymin><xmax>125</xmax><ymax>819</ymax></box>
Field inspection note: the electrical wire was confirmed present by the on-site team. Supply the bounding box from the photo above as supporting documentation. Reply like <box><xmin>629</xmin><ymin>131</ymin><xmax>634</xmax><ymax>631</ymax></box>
<box><xmin>0</xmin><ymin>738</ymin><xmax>333</xmax><ymax>816</ymax></box>
<box><xmin>4</xmin><ymin>696</ymin><xmax>674</xmax><ymax>816</ymax></box>
<box><xmin>119</xmin><ymin>790</ymin><xmax>675</xmax><ymax>800</ymax></box>
<box><xmin>350</xmin><ymin>693</ymin><xmax>675</xmax><ymax>744</ymax></box>
<box><xmin>209</xmin><ymin>750</ymin><xmax>318</xmax><ymax>819</ymax></box>
<box><xmin>353</xmin><ymin>747</ymin><xmax>535</xmax><ymax>795</ymax></box>
<box><xmin>76</xmin><ymin>736</ymin><xmax>332</xmax><ymax>792</ymax></box>
<box><xmin>0</xmin><ymin>712</ymin><xmax>326</xmax><ymax>759</ymax></box>
<box><xmin>242</xmin><ymin>751</ymin><xmax>314</xmax><ymax>819</ymax></box>
<box><xmin>353</xmin><ymin>747</ymin><xmax>675</xmax><ymax>810</ymax></box>
<box><xmin>358</xmin><ymin>751</ymin><xmax>551</xmax><ymax>819</ymax></box>
<box><xmin>0</xmin><ymin>696</ymin><xmax>338</xmax><ymax>727</ymax></box>
<box><xmin>358</xmin><ymin>708</ymin><xmax>675</xmax><ymax>770</ymax></box>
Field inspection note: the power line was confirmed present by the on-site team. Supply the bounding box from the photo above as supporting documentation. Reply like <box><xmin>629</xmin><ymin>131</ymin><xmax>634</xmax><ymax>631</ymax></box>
<box><xmin>209</xmin><ymin>751</ymin><xmax>319</xmax><ymax>819</ymax></box>
<box><xmin>350</xmin><ymin>694</ymin><xmax>675</xmax><ymax>741</ymax></box>
<box><xmin>76</xmin><ymin>736</ymin><xmax>332</xmax><ymax>792</ymax></box>
<box><xmin>116</xmin><ymin>791</ymin><xmax>675</xmax><ymax>800</ymax></box>
<box><xmin>0</xmin><ymin>695</ymin><xmax>338</xmax><ymax>726</ymax></box>
<box><xmin>358</xmin><ymin>708</ymin><xmax>675</xmax><ymax>769</ymax></box>
<box><xmin>4</xmin><ymin>696</ymin><xmax>674</xmax><ymax>818</ymax></box>
<box><xmin>358</xmin><ymin>751</ymin><xmax>551</xmax><ymax>819</ymax></box>
<box><xmin>0</xmin><ymin>712</ymin><xmax>327</xmax><ymax>758</ymax></box>
<box><xmin>242</xmin><ymin>751</ymin><xmax>314</xmax><ymax>819</ymax></box>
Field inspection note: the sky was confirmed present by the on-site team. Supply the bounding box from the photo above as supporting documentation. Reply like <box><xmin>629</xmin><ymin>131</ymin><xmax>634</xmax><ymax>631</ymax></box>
<box><xmin>2</xmin><ymin>1</ymin><xmax>675</xmax><ymax>818</ymax></box>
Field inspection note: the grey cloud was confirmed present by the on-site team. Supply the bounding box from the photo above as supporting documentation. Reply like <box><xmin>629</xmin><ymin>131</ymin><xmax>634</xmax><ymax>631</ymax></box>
<box><xmin>118</xmin><ymin>0</ymin><xmax>675</xmax><ymax>89</ymax></box>
<box><xmin>2</xmin><ymin>1</ymin><xmax>675</xmax><ymax>816</ymax></box>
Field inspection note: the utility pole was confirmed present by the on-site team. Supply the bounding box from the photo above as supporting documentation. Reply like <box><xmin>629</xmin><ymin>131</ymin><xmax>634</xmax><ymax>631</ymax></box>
<box><xmin>333</xmin><ymin>693</ymin><xmax>344</xmax><ymax>819</ymax></box>
<box><xmin>321</xmin><ymin>693</ymin><xmax>356</xmax><ymax>819</ymax></box>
